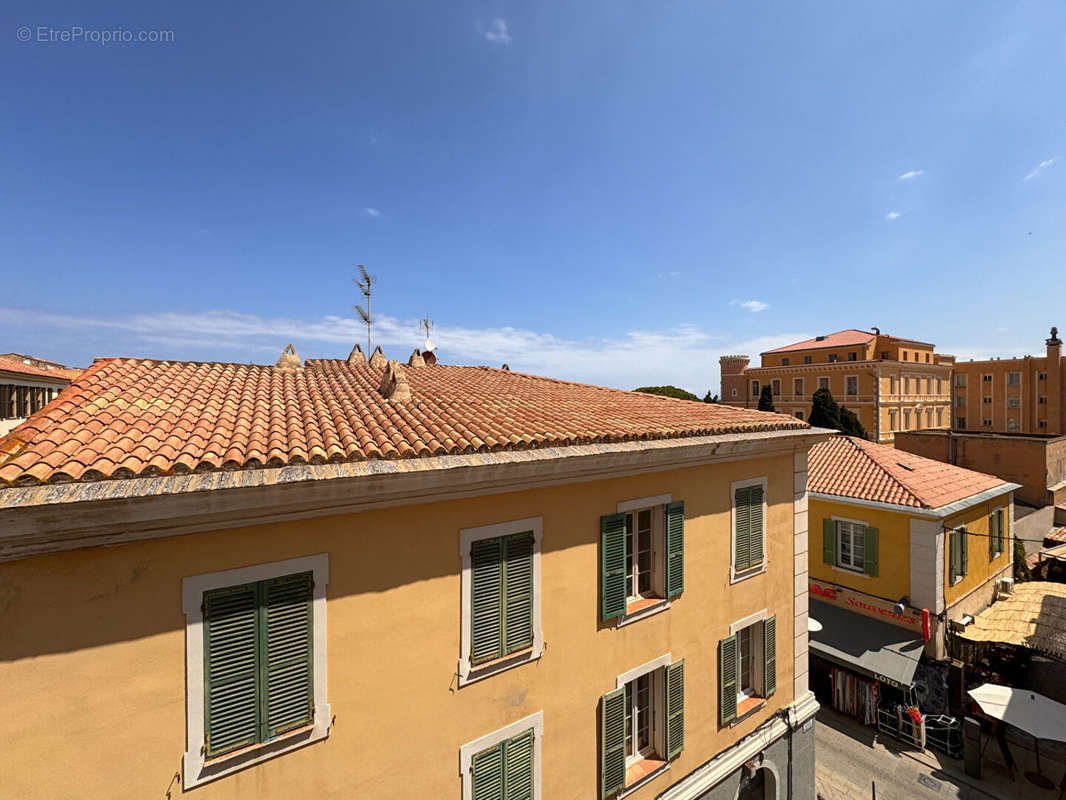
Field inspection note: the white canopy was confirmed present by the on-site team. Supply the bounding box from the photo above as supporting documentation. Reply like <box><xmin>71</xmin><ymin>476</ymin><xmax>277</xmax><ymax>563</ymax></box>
<box><xmin>968</xmin><ymin>683</ymin><xmax>1066</xmax><ymax>742</ymax></box>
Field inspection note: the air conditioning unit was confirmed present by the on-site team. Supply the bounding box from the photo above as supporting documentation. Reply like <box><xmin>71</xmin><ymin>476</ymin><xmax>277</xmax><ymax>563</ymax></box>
<box><xmin>949</xmin><ymin>615</ymin><xmax>974</xmax><ymax>633</ymax></box>
<box><xmin>996</xmin><ymin>577</ymin><xmax>1014</xmax><ymax>598</ymax></box>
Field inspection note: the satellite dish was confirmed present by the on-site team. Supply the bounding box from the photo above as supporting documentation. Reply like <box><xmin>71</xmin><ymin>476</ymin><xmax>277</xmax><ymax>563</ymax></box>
<box><xmin>424</xmin><ymin>337</ymin><xmax>436</xmax><ymax>352</ymax></box>
<box><xmin>808</xmin><ymin>617</ymin><xmax>823</xmax><ymax>633</ymax></box>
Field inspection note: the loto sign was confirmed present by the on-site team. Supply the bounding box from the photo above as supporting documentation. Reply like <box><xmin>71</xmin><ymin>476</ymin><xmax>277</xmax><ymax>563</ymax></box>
<box><xmin>809</xmin><ymin>579</ymin><xmax>924</xmax><ymax>631</ymax></box>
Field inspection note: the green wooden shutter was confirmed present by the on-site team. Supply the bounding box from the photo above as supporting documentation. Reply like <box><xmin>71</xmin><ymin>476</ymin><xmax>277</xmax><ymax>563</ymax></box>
<box><xmin>504</xmin><ymin>532</ymin><xmax>535</xmax><ymax>655</ymax></box>
<box><xmin>719</xmin><ymin>635</ymin><xmax>738</xmax><ymax>726</ymax></box>
<box><xmin>600</xmin><ymin>687</ymin><xmax>626</xmax><ymax>798</ymax></box>
<box><xmin>666</xmin><ymin>659</ymin><xmax>685</xmax><ymax>759</ymax></box>
<box><xmin>204</xmin><ymin>582</ymin><xmax>260</xmax><ymax>758</ymax></box>
<box><xmin>748</xmin><ymin>485</ymin><xmax>764</xmax><ymax>567</ymax></box>
<box><xmin>996</xmin><ymin>509</ymin><xmax>1005</xmax><ymax>556</ymax></box>
<box><xmin>764</xmin><ymin>615</ymin><xmax>777</xmax><ymax>698</ymax></box>
<box><xmin>600</xmin><ymin>513</ymin><xmax>627</xmax><ymax>622</ymax></box>
<box><xmin>948</xmin><ymin>529</ymin><xmax>958</xmax><ymax>584</ymax></box>
<box><xmin>665</xmin><ymin>501</ymin><xmax>685</xmax><ymax>599</ymax></box>
<box><xmin>734</xmin><ymin>487</ymin><xmax>751</xmax><ymax>572</ymax></box>
<box><xmin>472</xmin><ymin>536</ymin><xmax>504</xmax><ymax>664</ymax></box>
<box><xmin>823</xmin><ymin>519</ymin><xmax>836</xmax><ymax>565</ymax></box>
<box><xmin>960</xmin><ymin>527</ymin><xmax>968</xmax><ymax>576</ymax></box>
<box><xmin>262</xmin><ymin>572</ymin><xmax>314</xmax><ymax>739</ymax></box>
<box><xmin>472</xmin><ymin>742</ymin><xmax>504</xmax><ymax>800</ymax></box>
<box><xmin>988</xmin><ymin>513</ymin><xmax>996</xmax><ymax>559</ymax></box>
<box><xmin>862</xmin><ymin>527</ymin><xmax>879</xmax><ymax>577</ymax></box>
<box><xmin>504</xmin><ymin>729</ymin><xmax>535</xmax><ymax>800</ymax></box>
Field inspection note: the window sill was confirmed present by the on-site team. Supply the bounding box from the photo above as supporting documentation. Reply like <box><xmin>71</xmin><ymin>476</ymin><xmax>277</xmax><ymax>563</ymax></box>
<box><xmin>459</xmin><ymin>643</ymin><xmax>542</xmax><ymax>687</ymax></box>
<box><xmin>183</xmin><ymin>709</ymin><xmax>330</xmax><ymax>789</ymax></box>
<box><xmin>730</xmin><ymin>697</ymin><xmax>767</xmax><ymax>726</ymax></box>
<box><xmin>730</xmin><ymin>563</ymin><xmax>766</xmax><ymax>585</ymax></box>
<box><xmin>830</xmin><ymin>564</ymin><xmax>869</xmax><ymax>578</ymax></box>
<box><xmin>619</xmin><ymin>758</ymin><xmax>669</xmax><ymax>798</ymax></box>
<box><xmin>617</xmin><ymin>597</ymin><xmax>670</xmax><ymax>627</ymax></box>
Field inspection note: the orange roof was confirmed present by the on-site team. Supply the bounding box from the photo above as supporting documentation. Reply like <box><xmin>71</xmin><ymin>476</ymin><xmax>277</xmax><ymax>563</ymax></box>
<box><xmin>762</xmin><ymin>330</ymin><xmax>876</xmax><ymax>355</ymax></box>
<box><xmin>0</xmin><ymin>356</ymin><xmax>808</xmax><ymax>487</ymax></box>
<box><xmin>0</xmin><ymin>356</ymin><xmax>81</xmax><ymax>382</ymax></box>
<box><xmin>808</xmin><ymin>436</ymin><xmax>1008</xmax><ymax>509</ymax></box>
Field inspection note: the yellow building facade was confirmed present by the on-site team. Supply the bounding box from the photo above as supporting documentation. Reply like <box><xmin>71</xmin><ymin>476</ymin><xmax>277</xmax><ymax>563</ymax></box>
<box><xmin>721</xmin><ymin>329</ymin><xmax>954</xmax><ymax>444</ymax></box>
<box><xmin>0</xmin><ymin>355</ymin><xmax>828</xmax><ymax>800</ymax></box>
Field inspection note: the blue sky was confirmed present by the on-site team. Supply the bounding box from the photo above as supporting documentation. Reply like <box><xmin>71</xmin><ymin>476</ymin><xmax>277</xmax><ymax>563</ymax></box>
<box><xmin>3</xmin><ymin>1</ymin><xmax>1065</xmax><ymax>393</ymax></box>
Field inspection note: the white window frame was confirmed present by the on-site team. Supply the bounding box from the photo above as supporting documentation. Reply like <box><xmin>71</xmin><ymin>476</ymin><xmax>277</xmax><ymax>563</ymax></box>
<box><xmin>793</xmin><ymin>377</ymin><xmax>804</xmax><ymax>398</ymax></box>
<box><xmin>1007</xmin><ymin>372</ymin><xmax>1021</xmax><ymax>387</ymax></box>
<box><xmin>751</xmin><ymin>380</ymin><xmax>760</xmax><ymax>398</ymax></box>
<box><xmin>459</xmin><ymin>516</ymin><xmax>544</xmax><ymax>686</ymax></box>
<box><xmin>616</xmin><ymin>494</ymin><xmax>672</xmax><ymax>626</ymax></box>
<box><xmin>459</xmin><ymin>711</ymin><xmax>544</xmax><ymax>800</ymax></box>
<box><xmin>955</xmin><ymin>374</ymin><xmax>967</xmax><ymax>388</ymax></box>
<box><xmin>772</xmin><ymin>379</ymin><xmax>781</xmax><ymax>397</ymax></box>
<box><xmin>181</xmin><ymin>553</ymin><xmax>331</xmax><ymax>789</ymax></box>
<box><xmin>730</xmin><ymin>476</ymin><xmax>768</xmax><ymax>584</ymax></box>
<box><xmin>615</xmin><ymin>653</ymin><xmax>672</xmax><ymax>795</ymax></box>
<box><xmin>845</xmin><ymin>375</ymin><xmax>859</xmax><ymax>397</ymax></box>
<box><xmin>1007</xmin><ymin>395</ymin><xmax>1020</xmax><ymax>410</ymax></box>
<box><xmin>833</xmin><ymin>517</ymin><xmax>866</xmax><ymax>573</ymax></box>
<box><xmin>889</xmin><ymin>408</ymin><xmax>898</xmax><ymax>431</ymax></box>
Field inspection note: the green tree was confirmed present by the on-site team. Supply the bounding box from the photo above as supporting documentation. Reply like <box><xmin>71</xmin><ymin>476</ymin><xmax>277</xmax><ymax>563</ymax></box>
<box><xmin>703</xmin><ymin>391</ymin><xmax>719</xmax><ymax>403</ymax></box>
<box><xmin>807</xmin><ymin>388</ymin><xmax>841</xmax><ymax>430</ymax></box>
<box><xmin>633</xmin><ymin>385</ymin><xmax>700</xmax><ymax>402</ymax></box>
<box><xmin>757</xmin><ymin>385</ymin><xmax>776</xmax><ymax>412</ymax></box>
<box><xmin>839</xmin><ymin>406</ymin><xmax>869</xmax><ymax>439</ymax></box>
<box><xmin>1014</xmin><ymin>538</ymin><xmax>1032</xmax><ymax>583</ymax></box>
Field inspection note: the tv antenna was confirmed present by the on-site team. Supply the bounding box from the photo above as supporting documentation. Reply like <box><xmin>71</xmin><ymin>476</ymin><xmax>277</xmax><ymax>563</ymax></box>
<box><xmin>354</xmin><ymin>265</ymin><xmax>376</xmax><ymax>355</ymax></box>
<box><xmin>420</xmin><ymin>314</ymin><xmax>436</xmax><ymax>353</ymax></box>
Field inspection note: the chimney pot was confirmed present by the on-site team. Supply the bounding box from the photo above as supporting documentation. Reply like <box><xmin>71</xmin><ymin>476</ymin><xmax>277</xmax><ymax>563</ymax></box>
<box><xmin>347</xmin><ymin>344</ymin><xmax>367</xmax><ymax>365</ymax></box>
<box><xmin>408</xmin><ymin>348</ymin><xmax>425</xmax><ymax>367</ymax></box>
<box><xmin>276</xmin><ymin>343</ymin><xmax>302</xmax><ymax>371</ymax></box>
<box><xmin>379</xmin><ymin>360</ymin><xmax>412</xmax><ymax>402</ymax></box>
<box><xmin>369</xmin><ymin>346</ymin><xmax>387</xmax><ymax>368</ymax></box>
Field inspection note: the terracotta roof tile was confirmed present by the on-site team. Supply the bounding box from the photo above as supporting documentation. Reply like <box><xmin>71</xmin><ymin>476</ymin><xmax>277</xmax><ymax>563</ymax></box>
<box><xmin>762</xmin><ymin>330</ymin><xmax>876</xmax><ymax>355</ymax></box>
<box><xmin>808</xmin><ymin>436</ymin><xmax>1008</xmax><ymax>509</ymax></box>
<box><xmin>0</xmin><ymin>356</ymin><xmax>81</xmax><ymax>382</ymax></box>
<box><xmin>0</xmin><ymin>356</ymin><xmax>809</xmax><ymax>487</ymax></box>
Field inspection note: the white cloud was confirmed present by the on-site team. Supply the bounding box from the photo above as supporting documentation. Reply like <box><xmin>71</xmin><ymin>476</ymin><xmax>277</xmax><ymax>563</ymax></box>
<box><xmin>0</xmin><ymin>306</ymin><xmax>809</xmax><ymax>396</ymax></box>
<box><xmin>735</xmin><ymin>300</ymin><xmax>768</xmax><ymax>313</ymax></box>
<box><xmin>898</xmin><ymin>169</ymin><xmax>923</xmax><ymax>181</ymax></box>
<box><xmin>482</xmin><ymin>18</ymin><xmax>511</xmax><ymax>44</ymax></box>
<box><xmin>364</xmin><ymin>207</ymin><xmax>382</xmax><ymax>218</ymax></box>
<box><xmin>885</xmin><ymin>211</ymin><xmax>900</xmax><ymax>220</ymax></box>
<box><xmin>1025</xmin><ymin>157</ymin><xmax>1058</xmax><ymax>180</ymax></box>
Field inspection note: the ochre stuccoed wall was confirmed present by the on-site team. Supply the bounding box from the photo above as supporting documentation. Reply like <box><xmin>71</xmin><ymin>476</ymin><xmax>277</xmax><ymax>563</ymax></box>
<box><xmin>942</xmin><ymin>498</ymin><xmax>1012</xmax><ymax>608</ymax></box>
<box><xmin>0</xmin><ymin>453</ymin><xmax>800</xmax><ymax>800</ymax></box>
<box><xmin>807</xmin><ymin>497</ymin><xmax>913</xmax><ymax>603</ymax></box>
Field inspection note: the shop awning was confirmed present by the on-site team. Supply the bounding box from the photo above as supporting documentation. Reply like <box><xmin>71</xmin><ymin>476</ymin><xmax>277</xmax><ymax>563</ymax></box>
<box><xmin>968</xmin><ymin>684</ymin><xmax>1066</xmax><ymax>742</ymax></box>
<box><xmin>808</xmin><ymin>599</ymin><xmax>925</xmax><ymax>689</ymax></box>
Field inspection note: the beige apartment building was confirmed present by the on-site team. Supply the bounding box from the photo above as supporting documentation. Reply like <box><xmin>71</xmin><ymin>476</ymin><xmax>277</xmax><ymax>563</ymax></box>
<box><xmin>721</xmin><ymin>329</ymin><xmax>954</xmax><ymax>444</ymax></box>
<box><xmin>950</xmin><ymin>326</ymin><xmax>1064</xmax><ymax>435</ymax></box>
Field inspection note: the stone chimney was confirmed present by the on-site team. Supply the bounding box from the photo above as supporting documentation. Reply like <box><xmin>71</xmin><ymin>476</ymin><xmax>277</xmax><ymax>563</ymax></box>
<box><xmin>1047</xmin><ymin>326</ymin><xmax>1063</xmax><ymax>435</ymax></box>
<box><xmin>378</xmin><ymin>360</ymin><xmax>411</xmax><ymax>402</ymax></box>
<box><xmin>369</xmin><ymin>346</ymin><xmax>387</xmax><ymax>368</ymax></box>
<box><xmin>276</xmin><ymin>344</ymin><xmax>302</xmax><ymax>371</ymax></box>
<box><xmin>347</xmin><ymin>344</ymin><xmax>367</xmax><ymax>365</ymax></box>
<box><xmin>408</xmin><ymin>348</ymin><xmax>425</xmax><ymax>367</ymax></box>
<box><xmin>423</xmin><ymin>349</ymin><xmax>438</xmax><ymax>366</ymax></box>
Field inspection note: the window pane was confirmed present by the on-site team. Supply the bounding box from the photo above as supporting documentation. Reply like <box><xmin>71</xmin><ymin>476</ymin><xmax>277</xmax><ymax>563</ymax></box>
<box><xmin>738</xmin><ymin>627</ymin><xmax>754</xmax><ymax>694</ymax></box>
<box><xmin>636</xmin><ymin>674</ymin><xmax>651</xmax><ymax>751</ymax></box>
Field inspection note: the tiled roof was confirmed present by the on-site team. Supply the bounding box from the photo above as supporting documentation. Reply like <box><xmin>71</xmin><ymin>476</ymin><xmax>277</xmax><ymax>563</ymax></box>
<box><xmin>762</xmin><ymin>330</ymin><xmax>875</xmax><ymax>355</ymax></box>
<box><xmin>959</xmin><ymin>582</ymin><xmax>1066</xmax><ymax>660</ymax></box>
<box><xmin>808</xmin><ymin>436</ymin><xmax>1008</xmax><ymax>509</ymax></box>
<box><xmin>0</xmin><ymin>356</ymin><xmax>808</xmax><ymax>487</ymax></box>
<box><xmin>0</xmin><ymin>356</ymin><xmax>81</xmax><ymax>382</ymax></box>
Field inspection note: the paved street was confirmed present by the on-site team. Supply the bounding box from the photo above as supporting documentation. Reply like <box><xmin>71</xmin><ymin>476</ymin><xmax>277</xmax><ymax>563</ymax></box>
<box><xmin>815</xmin><ymin>707</ymin><xmax>1064</xmax><ymax>800</ymax></box>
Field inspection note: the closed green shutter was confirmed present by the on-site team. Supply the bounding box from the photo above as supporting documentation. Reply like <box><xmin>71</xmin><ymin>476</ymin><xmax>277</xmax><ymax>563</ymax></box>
<box><xmin>204</xmin><ymin>583</ymin><xmax>260</xmax><ymax>758</ymax></box>
<box><xmin>666</xmin><ymin>659</ymin><xmax>685</xmax><ymax>759</ymax></box>
<box><xmin>472</xmin><ymin>742</ymin><xmax>504</xmax><ymax>800</ymax></box>
<box><xmin>719</xmin><ymin>635</ymin><xmax>738</xmax><ymax>726</ymax></box>
<box><xmin>764</xmin><ymin>615</ymin><xmax>777</xmax><ymax>698</ymax></box>
<box><xmin>989</xmin><ymin>513</ymin><xmax>996</xmax><ymax>559</ymax></box>
<box><xmin>999</xmin><ymin>509</ymin><xmax>1006</xmax><ymax>555</ymax></box>
<box><xmin>504</xmin><ymin>729</ymin><xmax>534</xmax><ymax>800</ymax></box>
<box><xmin>665</xmin><ymin>501</ymin><xmax>685</xmax><ymax>599</ymax></box>
<box><xmin>748</xmin><ymin>485</ymin><xmax>764</xmax><ymax>567</ymax></box>
<box><xmin>960</xmin><ymin>527</ymin><xmax>969</xmax><ymax>577</ymax></box>
<box><xmin>471</xmin><ymin>536</ymin><xmax>504</xmax><ymax>664</ymax></box>
<box><xmin>948</xmin><ymin>529</ymin><xmax>958</xmax><ymax>584</ymax></box>
<box><xmin>600</xmin><ymin>687</ymin><xmax>626</xmax><ymax>798</ymax></box>
<box><xmin>600</xmin><ymin>513</ymin><xmax>627</xmax><ymax>622</ymax></box>
<box><xmin>823</xmin><ymin>519</ymin><xmax>836</xmax><ymax>565</ymax></box>
<box><xmin>734</xmin><ymin>487</ymin><xmax>751</xmax><ymax>572</ymax></box>
<box><xmin>262</xmin><ymin>573</ymin><xmax>314</xmax><ymax>739</ymax></box>
<box><xmin>504</xmin><ymin>532</ymin><xmax>535</xmax><ymax>655</ymax></box>
<box><xmin>862</xmin><ymin>527</ymin><xmax>879</xmax><ymax>577</ymax></box>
